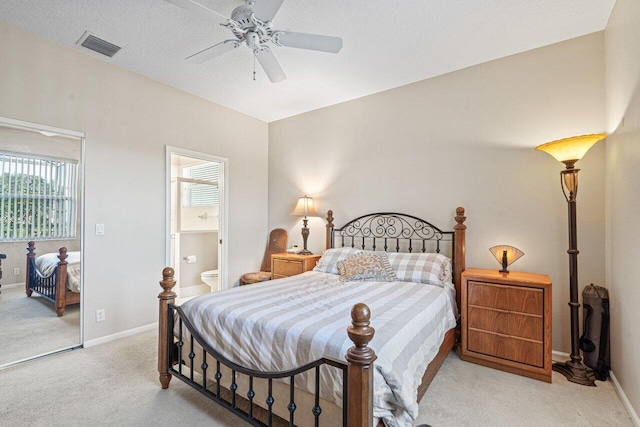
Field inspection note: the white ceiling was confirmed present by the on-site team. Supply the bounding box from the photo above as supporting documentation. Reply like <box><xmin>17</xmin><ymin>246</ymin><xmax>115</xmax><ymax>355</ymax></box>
<box><xmin>0</xmin><ymin>0</ymin><xmax>616</xmax><ymax>122</ymax></box>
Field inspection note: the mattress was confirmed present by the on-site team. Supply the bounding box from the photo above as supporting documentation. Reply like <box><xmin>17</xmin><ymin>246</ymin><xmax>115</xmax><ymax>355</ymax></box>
<box><xmin>179</xmin><ymin>270</ymin><xmax>457</xmax><ymax>427</ymax></box>
<box><xmin>35</xmin><ymin>251</ymin><xmax>81</xmax><ymax>293</ymax></box>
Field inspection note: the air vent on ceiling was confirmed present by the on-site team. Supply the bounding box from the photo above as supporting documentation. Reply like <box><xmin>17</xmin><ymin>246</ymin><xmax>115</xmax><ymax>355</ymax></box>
<box><xmin>76</xmin><ymin>31</ymin><xmax>122</xmax><ymax>58</ymax></box>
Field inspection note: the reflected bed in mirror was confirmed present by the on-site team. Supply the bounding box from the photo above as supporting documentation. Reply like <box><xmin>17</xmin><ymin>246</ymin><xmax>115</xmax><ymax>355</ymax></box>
<box><xmin>26</xmin><ymin>242</ymin><xmax>81</xmax><ymax>317</ymax></box>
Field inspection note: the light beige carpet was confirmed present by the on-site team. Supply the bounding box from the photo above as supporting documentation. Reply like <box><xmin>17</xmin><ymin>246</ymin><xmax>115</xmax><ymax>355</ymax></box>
<box><xmin>0</xmin><ymin>329</ymin><xmax>633</xmax><ymax>426</ymax></box>
<box><xmin>0</xmin><ymin>285</ymin><xmax>80</xmax><ymax>366</ymax></box>
<box><xmin>415</xmin><ymin>352</ymin><xmax>633</xmax><ymax>426</ymax></box>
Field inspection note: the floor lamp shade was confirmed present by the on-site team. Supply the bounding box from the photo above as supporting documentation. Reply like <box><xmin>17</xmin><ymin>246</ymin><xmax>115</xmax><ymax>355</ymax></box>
<box><xmin>535</xmin><ymin>134</ymin><xmax>607</xmax><ymax>166</ymax></box>
<box><xmin>535</xmin><ymin>133</ymin><xmax>606</xmax><ymax>387</ymax></box>
<box><xmin>291</xmin><ymin>195</ymin><xmax>318</xmax><ymax>255</ymax></box>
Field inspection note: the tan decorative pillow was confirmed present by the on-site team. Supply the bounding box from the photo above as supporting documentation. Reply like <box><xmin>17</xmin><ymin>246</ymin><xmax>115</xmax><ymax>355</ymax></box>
<box><xmin>336</xmin><ymin>252</ymin><xmax>397</xmax><ymax>282</ymax></box>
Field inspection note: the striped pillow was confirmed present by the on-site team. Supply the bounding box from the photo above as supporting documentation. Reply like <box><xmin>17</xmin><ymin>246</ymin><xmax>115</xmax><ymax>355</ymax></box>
<box><xmin>337</xmin><ymin>252</ymin><xmax>397</xmax><ymax>282</ymax></box>
<box><xmin>386</xmin><ymin>252</ymin><xmax>452</xmax><ymax>287</ymax></box>
<box><xmin>313</xmin><ymin>247</ymin><xmax>362</xmax><ymax>275</ymax></box>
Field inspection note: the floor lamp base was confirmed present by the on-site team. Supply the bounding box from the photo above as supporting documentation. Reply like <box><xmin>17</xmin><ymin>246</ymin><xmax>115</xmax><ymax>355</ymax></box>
<box><xmin>552</xmin><ymin>360</ymin><xmax>597</xmax><ymax>386</ymax></box>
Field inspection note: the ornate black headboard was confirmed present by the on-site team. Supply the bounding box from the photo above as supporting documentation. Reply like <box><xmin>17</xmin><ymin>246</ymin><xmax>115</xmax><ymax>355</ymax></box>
<box><xmin>324</xmin><ymin>208</ymin><xmax>467</xmax><ymax>308</ymax></box>
<box><xmin>328</xmin><ymin>212</ymin><xmax>452</xmax><ymax>254</ymax></box>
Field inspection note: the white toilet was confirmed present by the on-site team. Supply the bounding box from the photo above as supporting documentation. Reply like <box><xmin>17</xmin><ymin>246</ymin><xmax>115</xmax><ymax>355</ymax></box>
<box><xmin>200</xmin><ymin>269</ymin><xmax>219</xmax><ymax>292</ymax></box>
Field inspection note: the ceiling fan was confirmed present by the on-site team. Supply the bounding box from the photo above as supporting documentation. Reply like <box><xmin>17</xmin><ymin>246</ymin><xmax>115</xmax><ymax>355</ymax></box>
<box><xmin>167</xmin><ymin>0</ymin><xmax>343</xmax><ymax>83</ymax></box>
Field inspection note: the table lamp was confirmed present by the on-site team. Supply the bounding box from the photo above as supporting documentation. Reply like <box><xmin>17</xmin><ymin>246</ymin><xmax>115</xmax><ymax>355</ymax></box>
<box><xmin>290</xmin><ymin>195</ymin><xmax>318</xmax><ymax>255</ymax></box>
<box><xmin>489</xmin><ymin>245</ymin><xmax>524</xmax><ymax>273</ymax></box>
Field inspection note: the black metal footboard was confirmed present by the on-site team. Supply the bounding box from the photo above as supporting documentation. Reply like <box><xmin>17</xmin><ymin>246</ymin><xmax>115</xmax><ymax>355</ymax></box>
<box><xmin>26</xmin><ymin>256</ymin><xmax>58</xmax><ymax>303</ymax></box>
<box><xmin>167</xmin><ymin>304</ymin><xmax>348</xmax><ymax>427</ymax></box>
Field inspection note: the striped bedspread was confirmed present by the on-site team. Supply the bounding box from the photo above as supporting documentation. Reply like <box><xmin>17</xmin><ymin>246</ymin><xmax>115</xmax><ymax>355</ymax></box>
<box><xmin>180</xmin><ymin>270</ymin><xmax>457</xmax><ymax>427</ymax></box>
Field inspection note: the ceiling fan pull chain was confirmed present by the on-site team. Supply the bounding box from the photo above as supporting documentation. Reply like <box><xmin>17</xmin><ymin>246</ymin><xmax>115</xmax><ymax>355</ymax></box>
<box><xmin>253</xmin><ymin>52</ymin><xmax>256</xmax><ymax>81</ymax></box>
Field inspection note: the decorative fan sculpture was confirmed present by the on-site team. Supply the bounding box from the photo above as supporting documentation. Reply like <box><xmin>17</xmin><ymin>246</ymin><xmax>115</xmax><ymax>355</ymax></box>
<box><xmin>167</xmin><ymin>0</ymin><xmax>344</xmax><ymax>83</ymax></box>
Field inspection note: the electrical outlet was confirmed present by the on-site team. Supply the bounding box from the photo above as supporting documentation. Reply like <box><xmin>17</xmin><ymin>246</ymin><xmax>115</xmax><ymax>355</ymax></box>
<box><xmin>96</xmin><ymin>309</ymin><xmax>106</xmax><ymax>322</ymax></box>
<box><xmin>13</xmin><ymin>267</ymin><xmax>20</xmax><ymax>275</ymax></box>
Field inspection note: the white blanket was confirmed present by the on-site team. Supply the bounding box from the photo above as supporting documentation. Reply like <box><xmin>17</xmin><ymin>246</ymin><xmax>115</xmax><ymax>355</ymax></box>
<box><xmin>35</xmin><ymin>251</ymin><xmax>81</xmax><ymax>293</ymax></box>
<box><xmin>180</xmin><ymin>271</ymin><xmax>457</xmax><ymax>427</ymax></box>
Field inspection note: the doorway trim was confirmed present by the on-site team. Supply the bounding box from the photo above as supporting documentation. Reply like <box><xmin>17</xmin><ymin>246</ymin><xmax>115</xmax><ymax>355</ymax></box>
<box><xmin>165</xmin><ymin>146</ymin><xmax>229</xmax><ymax>292</ymax></box>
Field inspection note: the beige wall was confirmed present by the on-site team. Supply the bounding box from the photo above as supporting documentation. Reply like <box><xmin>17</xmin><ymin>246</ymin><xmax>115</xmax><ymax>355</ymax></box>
<box><xmin>605</xmin><ymin>0</ymin><xmax>640</xmax><ymax>419</ymax></box>
<box><xmin>269</xmin><ymin>33</ymin><xmax>606</xmax><ymax>353</ymax></box>
<box><xmin>0</xmin><ymin>21</ymin><xmax>269</xmax><ymax>341</ymax></box>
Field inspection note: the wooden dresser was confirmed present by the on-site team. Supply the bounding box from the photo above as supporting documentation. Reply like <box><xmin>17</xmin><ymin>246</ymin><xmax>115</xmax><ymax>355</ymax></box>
<box><xmin>460</xmin><ymin>268</ymin><xmax>552</xmax><ymax>382</ymax></box>
<box><xmin>271</xmin><ymin>253</ymin><xmax>321</xmax><ymax>279</ymax></box>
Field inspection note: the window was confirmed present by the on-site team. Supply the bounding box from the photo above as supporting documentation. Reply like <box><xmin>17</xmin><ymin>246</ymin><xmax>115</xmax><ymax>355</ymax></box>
<box><xmin>0</xmin><ymin>152</ymin><xmax>78</xmax><ymax>241</ymax></box>
<box><xmin>181</xmin><ymin>162</ymin><xmax>219</xmax><ymax>207</ymax></box>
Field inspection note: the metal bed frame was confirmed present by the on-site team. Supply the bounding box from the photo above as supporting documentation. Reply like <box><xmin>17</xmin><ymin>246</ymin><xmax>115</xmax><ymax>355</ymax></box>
<box><xmin>158</xmin><ymin>208</ymin><xmax>467</xmax><ymax>427</ymax></box>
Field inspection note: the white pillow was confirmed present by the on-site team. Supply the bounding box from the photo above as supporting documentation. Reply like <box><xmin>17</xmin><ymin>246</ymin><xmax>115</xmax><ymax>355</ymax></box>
<box><xmin>386</xmin><ymin>252</ymin><xmax>452</xmax><ymax>287</ymax></box>
<box><xmin>313</xmin><ymin>247</ymin><xmax>362</xmax><ymax>275</ymax></box>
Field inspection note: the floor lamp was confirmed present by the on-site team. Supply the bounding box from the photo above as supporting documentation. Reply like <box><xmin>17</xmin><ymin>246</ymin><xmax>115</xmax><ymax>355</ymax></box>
<box><xmin>535</xmin><ymin>133</ymin><xmax>606</xmax><ymax>386</ymax></box>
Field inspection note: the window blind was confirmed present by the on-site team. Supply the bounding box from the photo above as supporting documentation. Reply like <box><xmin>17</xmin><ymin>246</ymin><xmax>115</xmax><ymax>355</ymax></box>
<box><xmin>182</xmin><ymin>163</ymin><xmax>219</xmax><ymax>207</ymax></box>
<box><xmin>0</xmin><ymin>152</ymin><xmax>78</xmax><ymax>241</ymax></box>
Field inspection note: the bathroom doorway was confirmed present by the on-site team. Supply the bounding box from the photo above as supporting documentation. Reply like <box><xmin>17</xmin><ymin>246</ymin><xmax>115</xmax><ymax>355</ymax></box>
<box><xmin>166</xmin><ymin>147</ymin><xmax>227</xmax><ymax>300</ymax></box>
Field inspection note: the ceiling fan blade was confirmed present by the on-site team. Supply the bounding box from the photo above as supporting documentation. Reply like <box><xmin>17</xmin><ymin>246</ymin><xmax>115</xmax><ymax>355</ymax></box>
<box><xmin>186</xmin><ymin>40</ymin><xmax>240</xmax><ymax>63</ymax></box>
<box><xmin>273</xmin><ymin>31</ymin><xmax>343</xmax><ymax>53</ymax></box>
<box><xmin>251</xmin><ymin>0</ymin><xmax>285</xmax><ymax>22</ymax></box>
<box><xmin>166</xmin><ymin>0</ymin><xmax>230</xmax><ymax>26</ymax></box>
<box><xmin>254</xmin><ymin>48</ymin><xmax>286</xmax><ymax>83</ymax></box>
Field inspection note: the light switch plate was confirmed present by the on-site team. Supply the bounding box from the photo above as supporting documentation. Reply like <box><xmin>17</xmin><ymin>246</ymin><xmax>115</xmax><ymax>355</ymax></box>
<box><xmin>95</xmin><ymin>224</ymin><xmax>105</xmax><ymax>236</ymax></box>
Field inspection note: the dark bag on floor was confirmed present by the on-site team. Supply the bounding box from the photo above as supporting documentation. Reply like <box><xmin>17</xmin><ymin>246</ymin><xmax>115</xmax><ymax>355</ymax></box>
<box><xmin>579</xmin><ymin>284</ymin><xmax>610</xmax><ymax>380</ymax></box>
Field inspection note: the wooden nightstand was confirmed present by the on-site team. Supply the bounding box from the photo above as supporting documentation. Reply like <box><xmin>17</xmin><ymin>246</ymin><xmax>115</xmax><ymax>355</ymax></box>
<box><xmin>271</xmin><ymin>253</ymin><xmax>321</xmax><ymax>279</ymax></box>
<box><xmin>460</xmin><ymin>268</ymin><xmax>552</xmax><ymax>382</ymax></box>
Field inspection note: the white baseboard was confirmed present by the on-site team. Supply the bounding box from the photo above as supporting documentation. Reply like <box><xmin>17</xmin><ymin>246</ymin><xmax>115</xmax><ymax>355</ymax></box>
<box><xmin>552</xmin><ymin>350</ymin><xmax>570</xmax><ymax>361</ymax></box>
<box><xmin>610</xmin><ymin>371</ymin><xmax>640</xmax><ymax>426</ymax></box>
<box><xmin>552</xmin><ymin>350</ymin><xmax>639</xmax><ymax>426</ymax></box>
<box><xmin>1</xmin><ymin>282</ymin><xmax>25</xmax><ymax>289</ymax></box>
<box><xmin>84</xmin><ymin>322</ymin><xmax>158</xmax><ymax>348</ymax></box>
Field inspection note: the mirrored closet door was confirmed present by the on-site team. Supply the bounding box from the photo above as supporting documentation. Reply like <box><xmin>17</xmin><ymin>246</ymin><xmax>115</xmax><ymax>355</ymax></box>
<box><xmin>0</xmin><ymin>117</ymin><xmax>84</xmax><ymax>367</ymax></box>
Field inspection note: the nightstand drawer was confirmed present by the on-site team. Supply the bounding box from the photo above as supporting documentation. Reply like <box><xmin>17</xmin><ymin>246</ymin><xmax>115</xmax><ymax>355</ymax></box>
<box><xmin>468</xmin><ymin>281</ymin><xmax>543</xmax><ymax>315</ymax></box>
<box><xmin>468</xmin><ymin>329</ymin><xmax>543</xmax><ymax>367</ymax></box>
<box><xmin>467</xmin><ymin>306</ymin><xmax>543</xmax><ymax>341</ymax></box>
<box><xmin>272</xmin><ymin>258</ymin><xmax>303</xmax><ymax>277</ymax></box>
<box><xmin>271</xmin><ymin>253</ymin><xmax>321</xmax><ymax>280</ymax></box>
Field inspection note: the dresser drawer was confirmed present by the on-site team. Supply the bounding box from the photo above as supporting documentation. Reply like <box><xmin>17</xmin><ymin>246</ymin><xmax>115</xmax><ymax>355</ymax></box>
<box><xmin>467</xmin><ymin>329</ymin><xmax>543</xmax><ymax>367</ymax></box>
<box><xmin>272</xmin><ymin>258</ymin><xmax>303</xmax><ymax>277</ymax></box>
<box><xmin>467</xmin><ymin>306</ymin><xmax>543</xmax><ymax>341</ymax></box>
<box><xmin>461</xmin><ymin>269</ymin><xmax>552</xmax><ymax>382</ymax></box>
<box><xmin>468</xmin><ymin>281</ymin><xmax>543</xmax><ymax>315</ymax></box>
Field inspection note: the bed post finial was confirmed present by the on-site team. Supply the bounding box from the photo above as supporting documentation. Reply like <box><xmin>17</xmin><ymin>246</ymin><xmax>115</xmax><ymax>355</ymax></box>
<box><xmin>346</xmin><ymin>303</ymin><xmax>377</xmax><ymax>427</ymax></box>
<box><xmin>455</xmin><ymin>207</ymin><xmax>466</xmax><ymax>227</ymax></box>
<box><xmin>453</xmin><ymin>207</ymin><xmax>466</xmax><ymax>314</ymax></box>
<box><xmin>158</xmin><ymin>267</ymin><xmax>177</xmax><ymax>389</ymax></box>
<box><xmin>326</xmin><ymin>210</ymin><xmax>335</xmax><ymax>250</ymax></box>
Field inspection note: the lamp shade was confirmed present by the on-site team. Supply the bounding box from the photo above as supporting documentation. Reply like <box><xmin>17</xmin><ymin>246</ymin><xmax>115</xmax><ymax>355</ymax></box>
<box><xmin>535</xmin><ymin>134</ymin><xmax>606</xmax><ymax>165</ymax></box>
<box><xmin>291</xmin><ymin>195</ymin><xmax>318</xmax><ymax>217</ymax></box>
<box><xmin>489</xmin><ymin>245</ymin><xmax>524</xmax><ymax>273</ymax></box>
